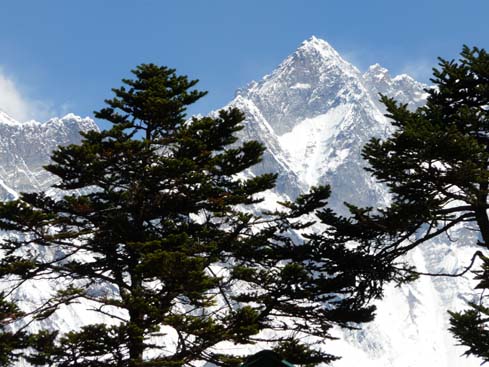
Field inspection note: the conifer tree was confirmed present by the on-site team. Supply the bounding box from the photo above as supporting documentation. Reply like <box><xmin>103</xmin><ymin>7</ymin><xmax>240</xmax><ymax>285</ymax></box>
<box><xmin>0</xmin><ymin>64</ymin><xmax>392</xmax><ymax>366</ymax></box>
<box><xmin>326</xmin><ymin>46</ymin><xmax>489</xmax><ymax>361</ymax></box>
<box><xmin>0</xmin><ymin>296</ymin><xmax>27</xmax><ymax>366</ymax></box>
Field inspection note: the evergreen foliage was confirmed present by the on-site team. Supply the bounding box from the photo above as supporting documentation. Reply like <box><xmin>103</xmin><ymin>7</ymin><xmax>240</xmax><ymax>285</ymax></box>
<box><xmin>326</xmin><ymin>46</ymin><xmax>489</xmax><ymax>361</ymax></box>
<box><xmin>0</xmin><ymin>64</ymin><xmax>392</xmax><ymax>366</ymax></box>
<box><xmin>0</xmin><ymin>295</ymin><xmax>27</xmax><ymax>366</ymax></box>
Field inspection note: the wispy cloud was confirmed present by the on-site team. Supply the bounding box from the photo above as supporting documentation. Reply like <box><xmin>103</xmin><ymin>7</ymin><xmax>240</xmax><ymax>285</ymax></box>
<box><xmin>400</xmin><ymin>59</ymin><xmax>435</xmax><ymax>83</ymax></box>
<box><xmin>0</xmin><ymin>68</ymin><xmax>33</xmax><ymax>122</ymax></box>
<box><xmin>340</xmin><ymin>49</ymin><xmax>370</xmax><ymax>72</ymax></box>
<box><xmin>0</xmin><ymin>67</ymin><xmax>62</xmax><ymax>122</ymax></box>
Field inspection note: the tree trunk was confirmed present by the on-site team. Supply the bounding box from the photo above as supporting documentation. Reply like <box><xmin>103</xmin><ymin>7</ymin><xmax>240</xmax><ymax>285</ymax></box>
<box><xmin>128</xmin><ymin>302</ymin><xmax>145</xmax><ymax>365</ymax></box>
<box><xmin>476</xmin><ymin>169</ymin><xmax>489</xmax><ymax>246</ymax></box>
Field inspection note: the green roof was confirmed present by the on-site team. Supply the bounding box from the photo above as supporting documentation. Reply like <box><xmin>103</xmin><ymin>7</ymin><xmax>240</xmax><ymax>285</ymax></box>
<box><xmin>241</xmin><ymin>350</ymin><xmax>295</xmax><ymax>367</ymax></box>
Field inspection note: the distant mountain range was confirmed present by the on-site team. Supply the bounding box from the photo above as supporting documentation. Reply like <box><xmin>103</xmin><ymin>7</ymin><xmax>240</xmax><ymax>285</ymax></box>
<box><xmin>0</xmin><ymin>111</ymin><xmax>96</xmax><ymax>199</ymax></box>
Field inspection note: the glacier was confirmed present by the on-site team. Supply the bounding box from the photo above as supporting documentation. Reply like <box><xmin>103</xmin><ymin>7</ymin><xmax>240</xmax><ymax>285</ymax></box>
<box><xmin>0</xmin><ymin>36</ymin><xmax>484</xmax><ymax>366</ymax></box>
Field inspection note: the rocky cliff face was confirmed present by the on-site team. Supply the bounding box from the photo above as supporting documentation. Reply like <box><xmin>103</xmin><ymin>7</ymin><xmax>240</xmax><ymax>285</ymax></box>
<box><xmin>229</xmin><ymin>36</ymin><xmax>426</xmax><ymax>213</ymax></box>
<box><xmin>1</xmin><ymin>37</ymin><xmax>483</xmax><ymax>366</ymax></box>
<box><xmin>0</xmin><ymin>111</ymin><xmax>97</xmax><ymax>199</ymax></box>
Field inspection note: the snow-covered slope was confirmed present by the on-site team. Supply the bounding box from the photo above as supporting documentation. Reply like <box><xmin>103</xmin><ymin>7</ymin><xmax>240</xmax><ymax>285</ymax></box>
<box><xmin>0</xmin><ymin>111</ymin><xmax>97</xmax><ymax>199</ymax></box>
<box><xmin>1</xmin><ymin>37</ymin><xmax>483</xmax><ymax>366</ymax></box>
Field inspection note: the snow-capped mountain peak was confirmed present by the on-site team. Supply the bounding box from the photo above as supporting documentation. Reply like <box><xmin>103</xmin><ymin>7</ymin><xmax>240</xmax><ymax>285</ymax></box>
<box><xmin>229</xmin><ymin>38</ymin><xmax>425</xmax><ymax>207</ymax></box>
<box><xmin>236</xmin><ymin>38</ymin><xmax>366</xmax><ymax>137</ymax></box>
<box><xmin>363</xmin><ymin>63</ymin><xmax>429</xmax><ymax>108</ymax></box>
<box><xmin>297</xmin><ymin>35</ymin><xmax>347</xmax><ymax>65</ymax></box>
<box><xmin>363</xmin><ymin>63</ymin><xmax>390</xmax><ymax>82</ymax></box>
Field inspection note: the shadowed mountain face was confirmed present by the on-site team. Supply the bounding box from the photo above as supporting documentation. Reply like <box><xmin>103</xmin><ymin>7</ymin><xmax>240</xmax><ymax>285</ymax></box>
<box><xmin>0</xmin><ymin>37</ymin><xmax>482</xmax><ymax>366</ymax></box>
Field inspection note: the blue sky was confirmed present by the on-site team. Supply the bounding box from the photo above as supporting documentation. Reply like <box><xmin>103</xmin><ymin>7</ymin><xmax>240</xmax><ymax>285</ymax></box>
<box><xmin>1</xmin><ymin>0</ymin><xmax>488</xmax><ymax>124</ymax></box>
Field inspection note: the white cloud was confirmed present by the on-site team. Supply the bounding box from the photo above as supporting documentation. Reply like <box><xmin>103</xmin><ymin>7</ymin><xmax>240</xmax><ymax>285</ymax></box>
<box><xmin>340</xmin><ymin>49</ymin><xmax>369</xmax><ymax>72</ymax></box>
<box><xmin>0</xmin><ymin>67</ymin><xmax>60</xmax><ymax>122</ymax></box>
<box><xmin>0</xmin><ymin>68</ymin><xmax>33</xmax><ymax>122</ymax></box>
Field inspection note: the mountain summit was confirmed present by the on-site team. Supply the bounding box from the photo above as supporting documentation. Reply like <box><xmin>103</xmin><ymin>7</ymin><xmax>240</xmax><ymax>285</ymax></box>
<box><xmin>237</xmin><ymin>35</ymin><xmax>362</xmax><ymax>136</ymax></box>
<box><xmin>230</xmin><ymin>37</ymin><xmax>426</xmax><ymax>211</ymax></box>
